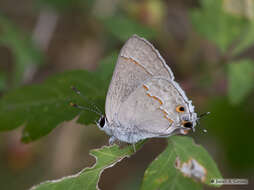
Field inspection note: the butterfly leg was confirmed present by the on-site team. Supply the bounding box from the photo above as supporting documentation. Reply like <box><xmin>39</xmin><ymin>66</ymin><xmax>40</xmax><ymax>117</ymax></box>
<box><xmin>132</xmin><ymin>143</ymin><xmax>136</xmax><ymax>152</ymax></box>
<box><xmin>109</xmin><ymin>136</ymin><xmax>117</xmax><ymax>145</ymax></box>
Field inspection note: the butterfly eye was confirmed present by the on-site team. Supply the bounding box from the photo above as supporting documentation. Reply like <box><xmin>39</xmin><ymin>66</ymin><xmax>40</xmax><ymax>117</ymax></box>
<box><xmin>176</xmin><ymin>105</ymin><xmax>185</xmax><ymax>113</ymax></box>
<box><xmin>99</xmin><ymin>116</ymin><xmax>106</xmax><ymax>128</ymax></box>
<box><xmin>183</xmin><ymin>121</ymin><xmax>193</xmax><ymax>128</ymax></box>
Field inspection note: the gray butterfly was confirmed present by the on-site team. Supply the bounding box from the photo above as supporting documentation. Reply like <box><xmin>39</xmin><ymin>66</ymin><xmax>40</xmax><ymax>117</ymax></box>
<box><xmin>97</xmin><ymin>35</ymin><xmax>198</xmax><ymax>145</ymax></box>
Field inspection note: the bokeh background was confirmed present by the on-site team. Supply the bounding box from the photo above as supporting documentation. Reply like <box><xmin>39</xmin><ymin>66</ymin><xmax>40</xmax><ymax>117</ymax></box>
<box><xmin>0</xmin><ymin>0</ymin><xmax>253</xmax><ymax>189</ymax></box>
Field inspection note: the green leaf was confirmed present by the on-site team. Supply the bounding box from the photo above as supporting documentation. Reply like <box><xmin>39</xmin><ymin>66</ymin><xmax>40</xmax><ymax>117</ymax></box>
<box><xmin>223</xmin><ymin>0</ymin><xmax>254</xmax><ymax>56</ymax></box>
<box><xmin>190</xmin><ymin>0</ymin><xmax>251</xmax><ymax>53</ymax></box>
<box><xmin>103</xmin><ymin>16</ymin><xmax>157</xmax><ymax>42</ymax></box>
<box><xmin>0</xmin><ymin>53</ymin><xmax>116</xmax><ymax>142</ymax></box>
<box><xmin>228</xmin><ymin>60</ymin><xmax>254</xmax><ymax>104</ymax></box>
<box><xmin>231</xmin><ymin>21</ymin><xmax>254</xmax><ymax>56</ymax></box>
<box><xmin>0</xmin><ymin>15</ymin><xmax>43</xmax><ymax>87</ymax></box>
<box><xmin>141</xmin><ymin>136</ymin><xmax>222</xmax><ymax>190</ymax></box>
<box><xmin>94</xmin><ymin>51</ymin><xmax>117</xmax><ymax>81</ymax></box>
<box><xmin>77</xmin><ymin>52</ymin><xmax>117</xmax><ymax>125</ymax></box>
<box><xmin>30</xmin><ymin>142</ymin><xmax>144</xmax><ymax>190</ymax></box>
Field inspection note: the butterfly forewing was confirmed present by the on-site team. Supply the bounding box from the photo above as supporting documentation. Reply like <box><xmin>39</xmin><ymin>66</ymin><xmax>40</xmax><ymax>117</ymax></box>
<box><xmin>105</xmin><ymin>35</ymin><xmax>174</xmax><ymax>123</ymax></box>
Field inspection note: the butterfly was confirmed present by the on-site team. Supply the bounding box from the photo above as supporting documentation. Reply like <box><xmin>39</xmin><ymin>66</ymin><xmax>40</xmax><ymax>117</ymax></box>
<box><xmin>96</xmin><ymin>35</ymin><xmax>199</xmax><ymax>145</ymax></box>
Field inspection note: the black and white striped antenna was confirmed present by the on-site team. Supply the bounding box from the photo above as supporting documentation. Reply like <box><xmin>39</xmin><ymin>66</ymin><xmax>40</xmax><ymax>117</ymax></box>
<box><xmin>70</xmin><ymin>86</ymin><xmax>103</xmax><ymax>116</ymax></box>
<box><xmin>197</xmin><ymin>112</ymin><xmax>210</xmax><ymax>133</ymax></box>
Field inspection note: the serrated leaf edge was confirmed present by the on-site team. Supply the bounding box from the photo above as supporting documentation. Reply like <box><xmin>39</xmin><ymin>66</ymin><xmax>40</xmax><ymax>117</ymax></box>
<box><xmin>29</xmin><ymin>145</ymin><xmax>132</xmax><ymax>190</ymax></box>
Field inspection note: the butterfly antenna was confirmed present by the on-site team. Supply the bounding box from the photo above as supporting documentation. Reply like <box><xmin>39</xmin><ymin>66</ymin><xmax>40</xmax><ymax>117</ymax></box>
<box><xmin>198</xmin><ymin>112</ymin><xmax>210</xmax><ymax>119</ymax></box>
<box><xmin>196</xmin><ymin>112</ymin><xmax>210</xmax><ymax>133</ymax></box>
<box><xmin>70</xmin><ymin>102</ymin><xmax>102</xmax><ymax>116</ymax></box>
<box><xmin>71</xmin><ymin>86</ymin><xmax>103</xmax><ymax>115</ymax></box>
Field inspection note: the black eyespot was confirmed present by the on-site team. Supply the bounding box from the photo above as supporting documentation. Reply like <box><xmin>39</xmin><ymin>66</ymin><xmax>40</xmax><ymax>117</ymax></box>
<box><xmin>176</xmin><ymin>105</ymin><xmax>185</xmax><ymax>113</ymax></box>
<box><xmin>179</xmin><ymin>106</ymin><xmax>185</xmax><ymax>111</ymax></box>
<box><xmin>99</xmin><ymin>116</ymin><xmax>106</xmax><ymax>128</ymax></box>
<box><xmin>183</xmin><ymin>122</ymin><xmax>193</xmax><ymax>128</ymax></box>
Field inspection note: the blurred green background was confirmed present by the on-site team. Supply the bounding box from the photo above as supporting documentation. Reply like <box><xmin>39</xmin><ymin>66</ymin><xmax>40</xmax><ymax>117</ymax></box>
<box><xmin>0</xmin><ymin>0</ymin><xmax>253</xmax><ymax>189</ymax></box>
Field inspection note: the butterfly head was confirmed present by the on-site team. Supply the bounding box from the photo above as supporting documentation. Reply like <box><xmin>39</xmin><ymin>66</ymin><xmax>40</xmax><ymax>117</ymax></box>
<box><xmin>174</xmin><ymin>104</ymin><xmax>198</xmax><ymax>134</ymax></box>
<box><xmin>176</xmin><ymin>106</ymin><xmax>209</xmax><ymax>135</ymax></box>
<box><xmin>96</xmin><ymin>115</ymin><xmax>112</xmax><ymax>136</ymax></box>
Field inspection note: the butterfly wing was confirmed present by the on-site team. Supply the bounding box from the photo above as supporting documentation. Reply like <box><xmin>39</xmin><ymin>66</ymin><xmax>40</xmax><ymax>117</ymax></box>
<box><xmin>105</xmin><ymin>35</ymin><xmax>174</xmax><ymax>122</ymax></box>
<box><xmin>120</xmin><ymin>35</ymin><xmax>174</xmax><ymax>79</ymax></box>
<box><xmin>115</xmin><ymin>77</ymin><xmax>196</xmax><ymax>143</ymax></box>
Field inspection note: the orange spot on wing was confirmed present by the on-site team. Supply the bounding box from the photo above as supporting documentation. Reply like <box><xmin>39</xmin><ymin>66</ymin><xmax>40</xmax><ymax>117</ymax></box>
<box><xmin>164</xmin><ymin>115</ymin><xmax>173</xmax><ymax>123</ymax></box>
<box><xmin>158</xmin><ymin>108</ymin><xmax>173</xmax><ymax>124</ymax></box>
<box><xmin>182</xmin><ymin>129</ymin><xmax>189</xmax><ymax>135</ymax></box>
<box><xmin>146</xmin><ymin>93</ymin><xmax>163</xmax><ymax>105</ymax></box>
<box><xmin>143</xmin><ymin>82</ymin><xmax>173</xmax><ymax>125</ymax></box>
<box><xmin>122</xmin><ymin>57</ymin><xmax>152</xmax><ymax>75</ymax></box>
<box><xmin>159</xmin><ymin>108</ymin><xmax>167</xmax><ymax>115</ymax></box>
<box><xmin>143</xmin><ymin>85</ymin><xmax>149</xmax><ymax>91</ymax></box>
<box><xmin>152</xmin><ymin>96</ymin><xmax>163</xmax><ymax>105</ymax></box>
